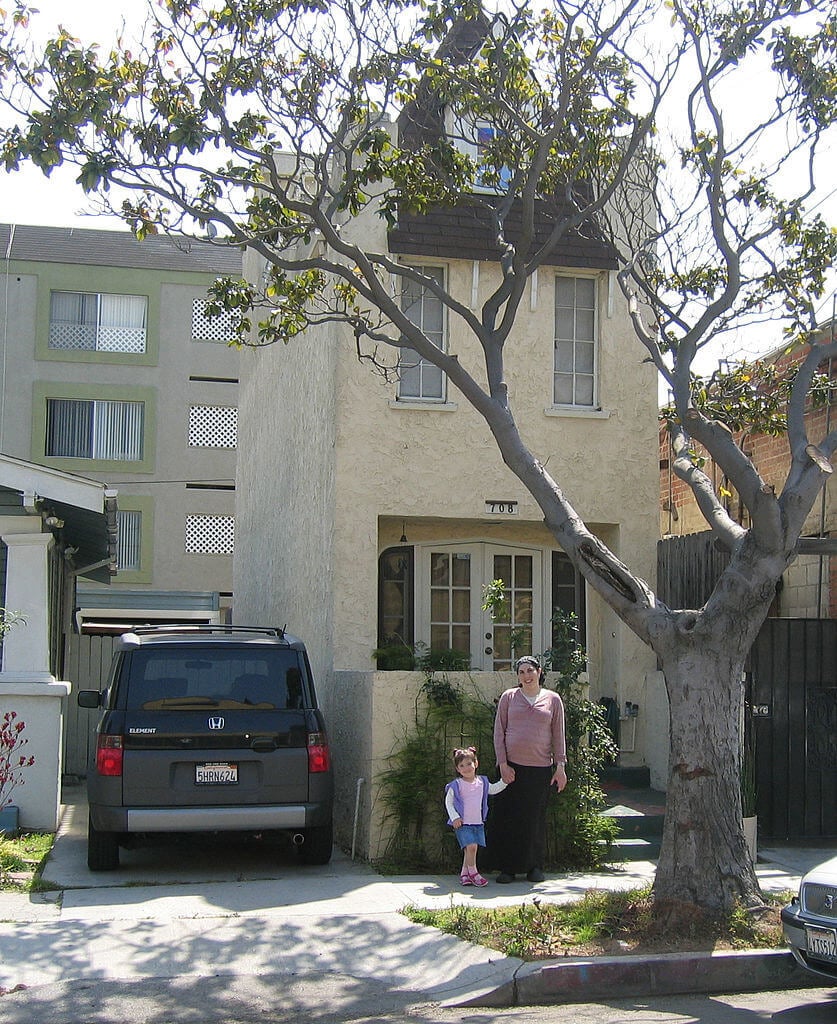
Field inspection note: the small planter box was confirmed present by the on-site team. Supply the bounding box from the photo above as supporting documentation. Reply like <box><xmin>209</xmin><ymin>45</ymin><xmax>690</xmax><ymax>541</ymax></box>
<box><xmin>0</xmin><ymin>805</ymin><xmax>20</xmax><ymax>837</ymax></box>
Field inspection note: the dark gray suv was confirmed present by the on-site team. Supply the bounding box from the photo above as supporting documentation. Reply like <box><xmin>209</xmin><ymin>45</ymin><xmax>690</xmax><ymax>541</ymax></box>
<box><xmin>77</xmin><ymin>625</ymin><xmax>334</xmax><ymax>871</ymax></box>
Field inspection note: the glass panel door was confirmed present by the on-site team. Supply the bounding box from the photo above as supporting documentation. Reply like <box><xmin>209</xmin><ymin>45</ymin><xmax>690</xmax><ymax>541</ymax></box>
<box><xmin>489</xmin><ymin>552</ymin><xmax>536</xmax><ymax>671</ymax></box>
<box><xmin>429</xmin><ymin>550</ymin><xmax>473</xmax><ymax>658</ymax></box>
<box><xmin>419</xmin><ymin>545</ymin><xmax>542</xmax><ymax>670</ymax></box>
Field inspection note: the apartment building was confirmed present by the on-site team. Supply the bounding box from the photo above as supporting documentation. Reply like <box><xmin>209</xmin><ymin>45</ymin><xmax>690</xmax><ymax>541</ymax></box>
<box><xmin>0</xmin><ymin>222</ymin><xmax>242</xmax><ymax>629</ymax></box>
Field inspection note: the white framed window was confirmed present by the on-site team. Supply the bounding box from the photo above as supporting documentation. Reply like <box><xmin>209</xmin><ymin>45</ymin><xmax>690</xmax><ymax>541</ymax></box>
<box><xmin>453</xmin><ymin>117</ymin><xmax>513</xmax><ymax>193</ymax></box>
<box><xmin>188</xmin><ymin>405</ymin><xmax>238</xmax><ymax>449</ymax></box>
<box><xmin>116</xmin><ymin>510</ymin><xmax>142</xmax><ymax>572</ymax></box>
<box><xmin>192</xmin><ymin>299</ymin><xmax>240</xmax><ymax>343</ymax></box>
<box><xmin>49</xmin><ymin>291</ymin><xmax>147</xmax><ymax>353</ymax></box>
<box><xmin>554</xmin><ymin>275</ymin><xmax>597</xmax><ymax>407</ymax></box>
<box><xmin>45</xmin><ymin>398</ymin><xmax>144</xmax><ymax>461</ymax></box>
<box><xmin>185</xmin><ymin>514</ymin><xmax>235</xmax><ymax>555</ymax></box>
<box><xmin>398</xmin><ymin>266</ymin><xmax>446</xmax><ymax>401</ymax></box>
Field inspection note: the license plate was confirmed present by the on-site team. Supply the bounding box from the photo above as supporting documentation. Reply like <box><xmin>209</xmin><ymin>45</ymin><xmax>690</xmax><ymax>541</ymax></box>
<box><xmin>806</xmin><ymin>926</ymin><xmax>837</xmax><ymax>962</ymax></box>
<box><xmin>195</xmin><ymin>762</ymin><xmax>238</xmax><ymax>785</ymax></box>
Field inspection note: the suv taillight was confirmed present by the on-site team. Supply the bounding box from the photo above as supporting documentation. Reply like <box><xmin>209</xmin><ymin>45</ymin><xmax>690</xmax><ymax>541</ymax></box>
<box><xmin>96</xmin><ymin>735</ymin><xmax>124</xmax><ymax>776</ymax></box>
<box><xmin>307</xmin><ymin>732</ymin><xmax>331</xmax><ymax>773</ymax></box>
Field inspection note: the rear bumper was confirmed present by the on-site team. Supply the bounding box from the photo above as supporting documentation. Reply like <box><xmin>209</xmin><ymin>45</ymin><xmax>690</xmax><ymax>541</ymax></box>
<box><xmin>91</xmin><ymin>802</ymin><xmax>331</xmax><ymax>834</ymax></box>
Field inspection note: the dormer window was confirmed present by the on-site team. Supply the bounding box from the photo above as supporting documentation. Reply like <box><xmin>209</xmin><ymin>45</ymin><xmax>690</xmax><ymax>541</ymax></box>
<box><xmin>453</xmin><ymin>118</ymin><xmax>513</xmax><ymax>194</ymax></box>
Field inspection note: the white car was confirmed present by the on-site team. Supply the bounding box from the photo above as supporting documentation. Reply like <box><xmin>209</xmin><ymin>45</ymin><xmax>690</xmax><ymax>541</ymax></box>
<box><xmin>782</xmin><ymin>854</ymin><xmax>837</xmax><ymax>980</ymax></box>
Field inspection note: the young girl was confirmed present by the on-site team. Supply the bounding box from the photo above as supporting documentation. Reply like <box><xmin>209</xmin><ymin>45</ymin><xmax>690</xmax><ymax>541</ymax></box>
<box><xmin>444</xmin><ymin>746</ymin><xmax>508</xmax><ymax>886</ymax></box>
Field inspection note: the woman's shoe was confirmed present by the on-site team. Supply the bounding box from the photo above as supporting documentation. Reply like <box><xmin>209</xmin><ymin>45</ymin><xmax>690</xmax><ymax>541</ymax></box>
<box><xmin>460</xmin><ymin>872</ymin><xmax>474</xmax><ymax>885</ymax></box>
<box><xmin>526</xmin><ymin>868</ymin><xmax>545</xmax><ymax>883</ymax></box>
<box><xmin>495</xmin><ymin>872</ymin><xmax>515</xmax><ymax>883</ymax></box>
<box><xmin>470</xmin><ymin>871</ymin><xmax>488</xmax><ymax>886</ymax></box>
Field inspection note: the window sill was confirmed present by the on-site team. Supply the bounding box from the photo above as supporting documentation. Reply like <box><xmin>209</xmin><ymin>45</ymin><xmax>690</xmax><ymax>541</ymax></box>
<box><xmin>388</xmin><ymin>399</ymin><xmax>458</xmax><ymax>412</ymax></box>
<box><xmin>544</xmin><ymin>405</ymin><xmax>611</xmax><ymax>419</ymax></box>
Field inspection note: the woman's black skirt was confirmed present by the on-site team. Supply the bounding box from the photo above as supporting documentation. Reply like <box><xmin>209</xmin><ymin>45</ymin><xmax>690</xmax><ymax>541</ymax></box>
<box><xmin>484</xmin><ymin>762</ymin><xmax>553</xmax><ymax>875</ymax></box>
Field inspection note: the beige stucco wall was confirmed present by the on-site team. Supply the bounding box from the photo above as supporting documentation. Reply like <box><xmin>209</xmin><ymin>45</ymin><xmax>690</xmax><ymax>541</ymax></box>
<box><xmin>233</xmin><ymin>257</ymin><xmax>339</xmax><ymax>684</ymax></box>
<box><xmin>330</xmin><ymin>669</ymin><xmax>519</xmax><ymax>859</ymax></box>
<box><xmin>234</xmin><ymin>199</ymin><xmax>663</xmax><ymax>848</ymax></box>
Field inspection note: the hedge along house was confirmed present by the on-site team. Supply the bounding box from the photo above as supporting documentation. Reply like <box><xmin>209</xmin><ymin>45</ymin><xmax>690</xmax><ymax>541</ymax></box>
<box><xmin>233</xmin><ymin>27</ymin><xmax>662</xmax><ymax>860</ymax></box>
<box><xmin>0</xmin><ymin>453</ymin><xmax>116</xmax><ymax>830</ymax></box>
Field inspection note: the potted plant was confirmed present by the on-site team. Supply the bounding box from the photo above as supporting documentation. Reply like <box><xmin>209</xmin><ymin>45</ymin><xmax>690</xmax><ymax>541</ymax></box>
<box><xmin>0</xmin><ymin>710</ymin><xmax>35</xmax><ymax>837</ymax></box>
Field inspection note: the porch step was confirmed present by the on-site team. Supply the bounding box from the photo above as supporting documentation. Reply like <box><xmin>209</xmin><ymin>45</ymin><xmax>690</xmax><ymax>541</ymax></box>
<box><xmin>604</xmin><ymin>836</ymin><xmax>662</xmax><ymax>861</ymax></box>
<box><xmin>598</xmin><ymin>774</ymin><xmax>665</xmax><ymax>862</ymax></box>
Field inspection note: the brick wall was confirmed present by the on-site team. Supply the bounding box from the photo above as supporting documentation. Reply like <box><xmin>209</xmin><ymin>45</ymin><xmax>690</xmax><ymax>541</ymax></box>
<box><xmin>660</xmin><ymin>341</ymin><xmax>835</xmax><ymax>618</ymax></box>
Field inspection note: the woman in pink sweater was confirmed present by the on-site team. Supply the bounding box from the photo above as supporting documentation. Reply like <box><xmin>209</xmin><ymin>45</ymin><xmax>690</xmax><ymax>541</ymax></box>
<box><xmin>487</xmin><ymin>655</ymin><xmax>567</xmax><ymax>883</ymax></box>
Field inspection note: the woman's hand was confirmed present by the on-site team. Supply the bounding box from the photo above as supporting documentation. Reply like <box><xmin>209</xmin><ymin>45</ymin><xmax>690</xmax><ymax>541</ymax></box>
<box><xmin>499</xmin><ymin>762</ymin><xmax>515</xmax><ymax>785</ymax></box>
<box><xmin>452</xmin><ymin>817</ymin><xmax>463</xmax><ymax>829</ymax></box>
<box><xmin>551</xmin><ymin>764</ymin><xmax>567</xmax><ymax>792</ymax></box>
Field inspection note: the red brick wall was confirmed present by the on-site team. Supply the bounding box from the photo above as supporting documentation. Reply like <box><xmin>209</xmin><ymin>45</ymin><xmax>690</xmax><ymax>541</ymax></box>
<box><xmin>659</xmin><ymin>342</ymin><xmax>835</xmax><ymax>617</ymax></box>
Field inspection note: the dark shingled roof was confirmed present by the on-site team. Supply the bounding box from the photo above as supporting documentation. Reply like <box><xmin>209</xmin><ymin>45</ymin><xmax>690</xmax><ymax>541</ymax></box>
<box><xmin>0</xmin><ymin>222</ymin><xmax>243</xmax><ymax>275</ymax></box>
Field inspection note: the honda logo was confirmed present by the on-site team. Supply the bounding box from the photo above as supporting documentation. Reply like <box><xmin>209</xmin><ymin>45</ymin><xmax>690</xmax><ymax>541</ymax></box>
<box><xmin>208</xmin><ymin>717</ymin><xmax>225</xmax><ymax>730</ymax></box>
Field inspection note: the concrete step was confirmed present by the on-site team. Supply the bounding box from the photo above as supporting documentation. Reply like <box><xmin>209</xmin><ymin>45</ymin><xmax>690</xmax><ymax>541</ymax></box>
<box><xmin>602</xmin><ymin>811</ymin><xmax>665</xmax><ymax>838</ymax></box>
<box><xmin>602</xmin><ymin>836</ymin><xmax>662</xmax><ymax>862</ymax></box>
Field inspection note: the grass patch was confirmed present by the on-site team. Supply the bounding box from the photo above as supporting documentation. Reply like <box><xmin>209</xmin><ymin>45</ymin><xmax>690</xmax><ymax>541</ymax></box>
<box><xmin>402</xmin><ymin>887</ymin><xmax>791</xmax><ymax>960</ymax></box>
<box><xmin>0</xmin><ymin>832</ymin><xmax>55</xmax><ymax>892</ymax></box>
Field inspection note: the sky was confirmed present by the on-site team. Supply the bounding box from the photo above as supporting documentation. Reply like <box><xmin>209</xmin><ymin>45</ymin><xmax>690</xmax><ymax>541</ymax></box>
<box><xmin>1</xmin><ymin>0</ymin><xmax>834</xmax><ymax>372</ymax></box>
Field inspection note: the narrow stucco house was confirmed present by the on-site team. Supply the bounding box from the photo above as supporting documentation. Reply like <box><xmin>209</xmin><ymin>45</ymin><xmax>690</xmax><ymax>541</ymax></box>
<box><xmin>0</xmin><ymin>454</ymin><xmax>116</xmax><ymax>830</ymax></box>
<box><xmin>234</xmin><ymin>30</ymin><xmax>662</xmax><ymax>858</ymax></box>
<box><xmin>234</xmin><ymin>245</ymin><xmax>663</xmax><ymax>851</ymax></box>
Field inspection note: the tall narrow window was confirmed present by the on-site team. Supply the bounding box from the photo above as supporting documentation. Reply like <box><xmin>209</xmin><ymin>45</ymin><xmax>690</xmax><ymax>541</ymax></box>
<box><xmin>398</xmin><ymin>267</ymin><xmax>446</xmax><ymax>401</ymax></box>
<box><xmin>552</xmin><ymin>550</ymin><xmax>586</xmax><ymax>644</ymax></box>
<box><xmin>377</xmin><ymin>547</ymin><xmax>415</xmax><ymax>655</ymax></box>
<box><xmin>49</xmin><ymin>291</ymin><xmax>147</xmax><ymax>353</ymax></box>
<box><xmin>554</xmin><ymin>276</ymin><xmax>597</xmax><ymax>407</ymax></box>
<box><xmin>116</xmin><ymin>510</ymin><xmax>142</xmax><ymax>572</ymax></box>
<box><xmin>45</xmin><ymin>399</ymin><xmax>144</xmax><ymax>461</ymax></box>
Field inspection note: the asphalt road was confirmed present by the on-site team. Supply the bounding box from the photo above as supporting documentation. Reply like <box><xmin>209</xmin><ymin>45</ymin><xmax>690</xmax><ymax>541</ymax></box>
<box><xmin>0</xmin><ymin>977</ymin><xmax>834</xmax><ymax>1024</ymax></box>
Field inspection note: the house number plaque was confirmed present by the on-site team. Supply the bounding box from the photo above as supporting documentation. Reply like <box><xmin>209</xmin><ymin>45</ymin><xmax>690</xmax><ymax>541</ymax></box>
<box><xmin>485</xmin><ymin>500</ymin><xmax>519</xmax><ymax>515</ymax></box>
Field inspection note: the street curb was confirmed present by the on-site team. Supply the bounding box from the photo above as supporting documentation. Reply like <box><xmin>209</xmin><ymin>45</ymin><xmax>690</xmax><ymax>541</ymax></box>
<box><xmin>456</xmin><ymin>949</ymin><xmax>821</xmax><ymax>1006</ymax></box>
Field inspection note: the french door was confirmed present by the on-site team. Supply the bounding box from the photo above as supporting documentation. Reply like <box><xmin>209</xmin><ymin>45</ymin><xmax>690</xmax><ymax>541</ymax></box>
<box><xmin>418</xmin><ymin>544</ymin><xmax>543</xmax><ymax>671</ymax></box>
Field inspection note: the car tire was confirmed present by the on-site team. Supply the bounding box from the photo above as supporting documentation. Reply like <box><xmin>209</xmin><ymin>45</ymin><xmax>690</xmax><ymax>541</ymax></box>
<box><xmin>87</xmin><ymin>817</ymin><xmax>120</xmax><ymax>871</ymax></box>
<box><xmin>296</xmin><ymin>822</ymin><xmax>333</xmax><ymax>865</ymax></box>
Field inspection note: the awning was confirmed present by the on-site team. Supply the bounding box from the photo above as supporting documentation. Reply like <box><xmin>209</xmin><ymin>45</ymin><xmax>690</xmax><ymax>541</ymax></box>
<box><xmin>0</xmin><ymin>454</ymin><xmax>117</xmax><ymax>583</ymax></box>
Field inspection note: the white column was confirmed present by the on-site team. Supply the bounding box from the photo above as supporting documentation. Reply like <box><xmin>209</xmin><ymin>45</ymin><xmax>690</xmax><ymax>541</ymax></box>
<box><xmin>1</xmin><ymin>526</ymin><xmax>54</xmax><ymax>681</ymax></box>
<box><xmin>0</xmin><ymin>521</ymin><xmax>70</xmax><ymax>830</ymax></box>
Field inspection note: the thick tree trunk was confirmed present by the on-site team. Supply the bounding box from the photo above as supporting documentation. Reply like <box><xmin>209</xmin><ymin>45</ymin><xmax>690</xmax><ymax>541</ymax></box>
<box><xmin>654</xmin><ymin>643</ymin><xmax>762</xmax><ymax>913</ymax></box>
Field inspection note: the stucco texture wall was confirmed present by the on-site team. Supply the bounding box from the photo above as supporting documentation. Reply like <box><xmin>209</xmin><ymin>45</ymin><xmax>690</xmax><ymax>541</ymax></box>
<box><xmin>234</xmin><ymin>208</ymin><xmax>662</xmax><ymax>795</ymax></box>
<box><xmin>330</xmin><ymin>668</ymin><xmax>518</xmax><ymax>861</ymax></box>
<box><xmin>233</xmin><ymin>261</ymin><xmax>338</xmax><ymax>685</ymax></box>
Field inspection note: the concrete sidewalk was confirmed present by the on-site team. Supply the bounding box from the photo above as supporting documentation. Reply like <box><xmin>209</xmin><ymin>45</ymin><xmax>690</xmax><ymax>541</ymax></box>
<box><xmin>0</xmin><ymin>792</ymin><xmax>831</xmax><ymax>1008</ymax></box>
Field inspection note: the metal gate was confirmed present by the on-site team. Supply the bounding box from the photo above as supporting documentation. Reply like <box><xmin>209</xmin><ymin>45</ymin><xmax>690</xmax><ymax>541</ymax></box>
<box><xmin>62</xmin><ymin>634</ymin><xmax>117</xmax><ymax>778</ymax></box>
<box><xmin>749</xmin><ymin>619</ymin><xmax>837</xmax><ymax>840</ymax></box>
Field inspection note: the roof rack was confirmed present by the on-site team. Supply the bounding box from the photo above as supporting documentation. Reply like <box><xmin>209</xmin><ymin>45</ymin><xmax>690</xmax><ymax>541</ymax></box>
<box><xmin>129</xmin><ymin>624</ymin><xmax>286</xmax><ymax>638</ymax></box>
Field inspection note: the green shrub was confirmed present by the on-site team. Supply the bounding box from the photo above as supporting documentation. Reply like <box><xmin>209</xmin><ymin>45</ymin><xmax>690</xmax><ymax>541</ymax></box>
<box><xmin>376</xmin><ymin>610</ymin><xmax>619</xmax><ymax>872</ymax></box>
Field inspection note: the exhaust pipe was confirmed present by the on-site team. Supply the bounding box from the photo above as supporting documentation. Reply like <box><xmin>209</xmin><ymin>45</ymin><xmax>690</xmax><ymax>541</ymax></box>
<box><xmin>292</xmin><ymin>832</ymin><xmax>305</xmax><ymax>846</ymax></box>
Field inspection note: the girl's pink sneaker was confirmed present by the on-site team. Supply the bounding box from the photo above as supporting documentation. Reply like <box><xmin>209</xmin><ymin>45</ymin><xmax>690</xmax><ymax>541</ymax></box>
<box><xmin>470</xmin><ymin>871</ymin><xmax>488</xmax><ymax>886</ymax></box>
<box><xmin>460</xmin><ymin>872</ymin><xmax>473</xmax><ymax>885</ymax></box>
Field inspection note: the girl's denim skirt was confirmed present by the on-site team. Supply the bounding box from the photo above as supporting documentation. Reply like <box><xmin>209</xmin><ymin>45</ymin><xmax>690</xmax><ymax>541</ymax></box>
<box><xmin>454</xmin><ymin>823</ymin><xmax>486</xmax><ymax>848</ymax></box>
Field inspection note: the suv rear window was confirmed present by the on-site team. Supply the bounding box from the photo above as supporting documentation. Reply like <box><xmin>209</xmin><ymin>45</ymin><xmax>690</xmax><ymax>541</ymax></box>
<box><xmin>120</xmin><ymin>647</ymin><xmax>307</xmax><ymax>711</ymax></box>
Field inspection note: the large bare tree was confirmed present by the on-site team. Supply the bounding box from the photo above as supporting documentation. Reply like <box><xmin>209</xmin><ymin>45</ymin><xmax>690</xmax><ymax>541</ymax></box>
<box><xmin>1</xmin><ymin>0</ymin><xmax>835</xmax><ymax>913</ymax></box>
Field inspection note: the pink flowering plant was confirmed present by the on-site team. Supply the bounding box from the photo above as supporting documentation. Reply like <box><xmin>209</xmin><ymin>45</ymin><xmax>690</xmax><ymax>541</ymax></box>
<box><xmin>0</xmin><ymin>711</ymin><xmax>35</xmax><ymax>810</ymax></box>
